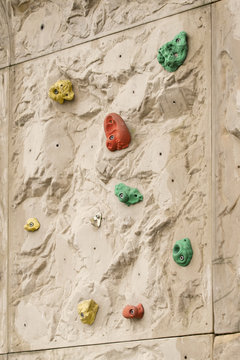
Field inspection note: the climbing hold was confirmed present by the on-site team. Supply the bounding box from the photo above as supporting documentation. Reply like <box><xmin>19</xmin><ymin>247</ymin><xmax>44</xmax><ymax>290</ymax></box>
<box><xmin>115</xmin><ymin>183</ymin><xmax>143</xmax><ymax>206</ymax></box>
<box><xmin>122</xmin><ymin>304</ymin><xmax>144</xmax><ymax>319</ymax></box>
<box><xmin>48</xmin><ymin>80</ymin><xmax>74</xmax><ymax>104</ymax></box>
<box><xmin>172</xmin><ymin>238</ymin><xmax>193</xmax><ymax>266</ymax></box>
<box><xmin>90</xmin><ymin>212</ymin><xmax>102</xmax><ymax>228</ymax></box>
<box><xmin>77</xmin><ymin>299</ymin><xmax>99</xmax><ymax>325</ymax></box>
<box><xmin>157</xmin><ymin>31</ymin><xmax>188</xmax><ymax>72</ymax></box>
<box><xmin>104</xmin><ymin>113</ymin><xmax>131</xmax><ymax>151</ymax></box>
<box><xmin>24</xmin><ymin>218</ymin><xmax>40</xmax><ymax>232</ymax></box>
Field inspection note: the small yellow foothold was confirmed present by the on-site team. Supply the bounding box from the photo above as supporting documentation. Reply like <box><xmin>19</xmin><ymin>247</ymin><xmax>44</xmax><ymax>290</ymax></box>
<box><xmin>77</xmin><ymin>299</ymin><xmax>99</xmax><ymax>325</ymax></box>
<box><xmin>24</xmin><ymin>218</ymin><xmax>40</xmax><ymax>232</ymax></box>
<box><xmin>48</xmin><ymin>80</ymin><xmax>74</xmax><ymax>104</ymax></box>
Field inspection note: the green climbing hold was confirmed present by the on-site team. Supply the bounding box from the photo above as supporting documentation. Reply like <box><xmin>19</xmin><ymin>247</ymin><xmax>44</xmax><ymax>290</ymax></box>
<box><xmin>115</xmin><ymin>183</ymin><xmax>143</xmax><ymax>206</ymax></box>
<box><xmin>157</xmin><ymin>31</ymin><xmax>188</xmax><ymax>72</ymax></box>
<box><xmin>173</xmin><ymin>238</ymin><xmax>193</xmax><ymax>267</ymax></box>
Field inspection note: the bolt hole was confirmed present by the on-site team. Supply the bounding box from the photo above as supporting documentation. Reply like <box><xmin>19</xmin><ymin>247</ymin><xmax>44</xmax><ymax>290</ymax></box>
<box><xmin>171</xmin><ymin>179</ymin><xmax>174</xmax><ymax>182</ymax></box>
<box><xmin>238</xmin><ymin>165</ymin><xmax>240</xmax><ymax>168</ymax></box>
<box><xmin>56</xmin><ymin>144</ymin><xmax>59</xmax><ymax>147</ymax></box>
<box><xmin>64</xmin><ymin>258</ymin><xmax>66</xmax><ymax>261</ymax></box>
<box><xmin>24</xmin><ymin>323</ymin><xmax>26</xmax><ymax>327</ymax></box>
<box><xmin>184</xmin><ymin>357</ymin><xmax>187</xmax><ymax>359</ymax></box>
<box><xmin>119</xmin><ymin>54</ymin><xmax>122</xmax><ymax>58</ymax></box>
<box><xmin>93</xmin><ymin>247</ymin><xmax>96</xmax><ymax>250</ymax></box>
<box><xmin>91</xmin><ymin>145</ymin><xmax>93</xmax><ymax>149</ymax></box>
<box><xmin>159</xmin><ymin>152</ymin><xmax>162</xmax><ymax>156</ymax></box>
<box><xmin>173</xmin><ymin>100</ymin><xmax>176</xmax><ymax>104</ymax></box>
<box><xmin>40</xmin><ymin>24</ymin><xmax>44</xmax><ymax>30</ymax></box>
<box><xmin>29</xmin><ymin>149</ymin><xmax>31</xmax><ymax>152</ymax></box>
<box><xmin>138</xmin><ymin>273</ymin><xmax>140</xmax><ymax>276</ymax></box>
<box><xmin>132</xmin><ymin>90</ymin><xmax>135</xmax><ymax>94</ymax></box>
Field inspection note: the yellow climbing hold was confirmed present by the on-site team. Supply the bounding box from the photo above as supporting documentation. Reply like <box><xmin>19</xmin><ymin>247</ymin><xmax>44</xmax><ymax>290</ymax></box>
<box><xmin>48</xmin><ymin>79</ymin><xmax>74</xmax><ymax>104</ymax></box>
<box><xmin>24</xmin><ymin>218</ymin><xmax>40</xmax><ymax>232</ymax></box>
<box><xmin>77</xmin><ymin>299</ymin><xmax>99</xmax><ymax>325</ymax></box>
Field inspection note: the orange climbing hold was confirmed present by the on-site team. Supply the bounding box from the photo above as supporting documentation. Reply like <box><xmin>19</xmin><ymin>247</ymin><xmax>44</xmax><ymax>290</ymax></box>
<box><xmin>104</xmin><ymin>113</ymin><xmax>131</xmax><ymax>151</ymax></box>
<box><xmin>122</xmin><ymin>303</ymin><xmax>144</xmax><ymax>319</ymax></box>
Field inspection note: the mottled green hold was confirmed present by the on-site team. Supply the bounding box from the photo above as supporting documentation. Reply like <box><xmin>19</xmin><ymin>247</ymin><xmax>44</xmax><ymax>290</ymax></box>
<box><xmin>115</xmin><ymin>183</ymin><xmax>143</xmax><ymax>206</ymax></box>
<box><xmin>157</xmin><ymin>31</ymin><xmax>188</xmax><ymax>72</ymax></box>
<box><xmin>173</xmin><ymin>238</ymin><xmax>193</xmax><ymax>267</ymax></box>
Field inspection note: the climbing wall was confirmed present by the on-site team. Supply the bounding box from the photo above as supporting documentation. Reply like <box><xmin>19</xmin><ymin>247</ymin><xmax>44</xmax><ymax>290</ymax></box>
<box><xmin>212</xmin><ymin>0</ymin><xmax>240</xmax><ymax>336</ymax></box>
<box><xmin>0</xmin><ymin>67</ymin><xmax>8</xmax><ymax>354</ymax></box>
<box><xmin>0</xmin><ymin>0</ymin><xmax>239</xmax><ymax>359</ymax></box>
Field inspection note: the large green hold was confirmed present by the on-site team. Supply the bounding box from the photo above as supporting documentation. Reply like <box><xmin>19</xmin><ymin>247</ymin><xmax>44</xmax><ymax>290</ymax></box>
<box><xmin>115</xmin><ymin>183</ymin><xmax>143</xmax><ymax>206</ymax></box>
<box><xmin>157</xmin><ymin>31</ymin><xmax>188</xmax><ymax>72</ymax></box>
<box><xmin>172</xmin><ymin>238</ymin><xmax>193</xmax><ymax>267</ymax></box>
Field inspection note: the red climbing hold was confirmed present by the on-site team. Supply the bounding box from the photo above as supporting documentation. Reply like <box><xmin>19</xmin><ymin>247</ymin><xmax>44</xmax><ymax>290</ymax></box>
<box><xmin>104</xmin><ymin>113</ymin><xmax>131</xmax><ymax>151</ymax></box>
<box><xmin>122</xmin><ymin>303</ymin><xmax>144</xmax><ymax>319</ymax></box>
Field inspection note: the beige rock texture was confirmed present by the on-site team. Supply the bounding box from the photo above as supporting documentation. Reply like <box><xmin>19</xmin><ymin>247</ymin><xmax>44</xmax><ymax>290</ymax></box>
<box><xmin>0</xmin><ymin>67</ymin><xmax>9</xmax><ymax>354</ymax></box>
<box><xmin>0</xmin><ymin>0</ymin><xmax>240</xmax><ymax>358</ymax></box>
<box><xmin>7</xmin><ymin>0</ymin><xmax>218</xmax><ymax>64</ymax></box>
<box><xmin>212</xmin><ymin>0</ymin><xmax>240</xmax><ymax>334</ymax></box>
<box><xmin>8</xmin><ymin>334</ymin><xmax>213</xmax><ymax>360</ymax></box>
<box><xmin>213</xmin><ymin>334</ymin><xmax>240</xmax><ymax>360</ymax></box>
<box><xmin>0</xmin><ymin>1</ymin><xmax>10</xmax><ymax>68</ymax></box>
<box><xmin>8</xmin><ymin>5</ymin><xmax>212</xmax><ymax>352</ymax></box>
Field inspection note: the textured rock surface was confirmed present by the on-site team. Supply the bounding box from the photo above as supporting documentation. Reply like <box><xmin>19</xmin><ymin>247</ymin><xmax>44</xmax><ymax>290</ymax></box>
<box><xmin>213</xmin><ymin>0</ymin><xmax>240</xmax><ymax>334</ymax></box>
<box><xmin>213</xmin><ymin>334</ymin><xmax>240</xmax><ymax>360</ymax></box>
<box><xmin>8</xmin><ymin>5</ymin><xmax>212</xmax><ymax>352</ymax></box>
<box><xmin>7</xmin><ymin>0</ymin><xmax>217</xmax><ymax>64</ymax></box>
<box><xmin>0</xmin><ymin>1</ymin><xmax>10</xmax><ymax>68</ymax></box>
<box><xmin>0</xmin><ymin>0</ymin><xmax>239</xmax><ymax>358</ymax></box>
<box><xmin>0</xmin><ymin>68</ymin><xmax>9</xmax><ymax>354</ymax></box>
<box><xmin>8</xmin><ymin>335</ymin><xmax>213</xmax><ymax>359</ymax></box>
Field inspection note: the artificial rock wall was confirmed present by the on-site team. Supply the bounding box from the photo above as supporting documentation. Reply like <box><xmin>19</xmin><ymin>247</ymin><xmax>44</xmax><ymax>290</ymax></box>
<box><xmin>0</xmin><ymin>0</ymin><xmax>240</xmax><ymax>359</ymax></box>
